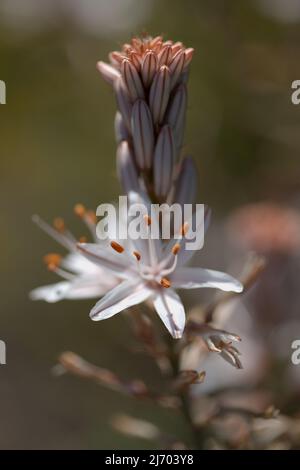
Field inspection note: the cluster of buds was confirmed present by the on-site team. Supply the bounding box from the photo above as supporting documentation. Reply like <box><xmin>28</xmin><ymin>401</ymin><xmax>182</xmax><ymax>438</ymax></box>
<box><xmin>97</xmin><ymin>36</ymin><xmax>197</xmax><ymax>204</ymax></box>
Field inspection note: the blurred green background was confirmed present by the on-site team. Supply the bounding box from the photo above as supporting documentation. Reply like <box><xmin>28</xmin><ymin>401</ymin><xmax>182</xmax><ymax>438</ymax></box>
<box><xmin>1</xmin><ymin>0</ymin><xmax>300</xmax><ymax>449</ymax></box>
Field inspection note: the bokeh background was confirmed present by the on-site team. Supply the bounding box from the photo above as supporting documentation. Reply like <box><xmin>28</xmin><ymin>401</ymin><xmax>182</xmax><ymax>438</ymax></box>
<box><xmin>1</xmin><ymin>0</ymin><xmax>300</xmax><ymax>449</ymax></box>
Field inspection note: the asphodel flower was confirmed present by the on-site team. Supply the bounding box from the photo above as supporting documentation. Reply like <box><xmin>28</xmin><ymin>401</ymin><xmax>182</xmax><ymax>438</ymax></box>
<box><xmin>30</xmin><ymin>205</ymin><xmax>120</xmax><ymax>302</ymax></box>
<box><xmin>77</xmin><ymin>193</ymin><xmax>243</xmax><ymax>339</ymax></box>
<box><xmin>97</xmin><ymin>35</ymin><xmax>196</xmax><ymax>204</ymax></box>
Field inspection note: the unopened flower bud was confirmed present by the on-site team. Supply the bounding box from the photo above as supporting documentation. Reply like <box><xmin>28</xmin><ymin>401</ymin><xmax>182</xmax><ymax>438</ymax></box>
<box><xmin>149</xmin><ymin>66</ymin><xmax>171</xmax><ymax>125</ymax></box>
<box><xmin>121</xmin><ymin>59</ymin><xmax>145</xmax><ymax>102</ymax></box>
<box><xmin>131</xmin><ymin>100</ymin><xmax>155</xmax><ymax>170</ymax></box>
<box><xmin>117</xmin><ymin>141</ymin><xmax>140</xmax><ymax>194</ymax></box>
<box><xmin>114</xmin><ymin>77</ymin><xmax>132</xmax><ymax>131</ymax></box>
<box><xmin>141</xmin><ymin>51</ymin><xmax>157</xmax><ymax>88</ymax></box>
<box><xmin>153</xmin><ymin>125</ymin><xmax>175</xmax><ymax>199</ymax></box>
<box><xmin>96</xmin><ymin>61</ymin><xmax>121</xmax><ymax>85</ymax></box>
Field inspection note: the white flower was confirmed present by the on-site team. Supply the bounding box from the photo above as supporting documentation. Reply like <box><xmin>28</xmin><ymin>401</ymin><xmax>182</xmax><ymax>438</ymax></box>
<box><xmin>30</xmin><ymin>207</ymin><xmax>120</xmax><ymax>303</ymax></box>
<box><xmin>77</xmin><ymin>194</ymin><xmax>243</xmax><ymax>339</ymax></box>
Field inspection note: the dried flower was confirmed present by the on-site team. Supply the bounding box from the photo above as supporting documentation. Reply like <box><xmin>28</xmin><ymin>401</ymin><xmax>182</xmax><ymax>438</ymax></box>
<box><xmin>186</xmin><ymin>322</ymin><xmax>243</xmax><ymax>369</ymax></box>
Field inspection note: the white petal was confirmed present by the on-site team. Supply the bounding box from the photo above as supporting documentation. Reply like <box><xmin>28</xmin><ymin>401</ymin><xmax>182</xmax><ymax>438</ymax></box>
<box><xmin>171</xmin><ymin>267</ymin><xmax>243</xmax><ymax>292</ymax></box>
<box><xmin>64</xmin><ymin>274</ymin><xmax>119</xmax><ymax>300</ymax></box>
<box><xmin>90</xmin><ymin>279</ymin><xmax>151</xmax><ymax>321</ymax></box>
<box><xmin>153</xmin><ymin>289</ymin><xmax>186</xmax><ymax>339</ymax></box>
<box><xmin>29</xmin><ymin>282</ymin><xmax>71</xmax><ymax>303</ymax></box>
<box><xmin>61</xmin><ymin>252</ymin><xmax>101</xmax><ymax>275</ymax></box>
<box><xmin>77</xmin><ymin>243</ymin><xmax>133</xmax><ymax>278</ymax></box>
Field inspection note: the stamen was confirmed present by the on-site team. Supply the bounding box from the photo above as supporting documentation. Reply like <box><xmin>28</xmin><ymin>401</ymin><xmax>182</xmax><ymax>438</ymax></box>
<box><xmin>160</xmin><ymin>254</ymin><xmax>178</xmax><ymax>277</ymax></box>
<box><xmin>74</xmin><ymin>203</ymin><xmax>86</xmax><ymax>218</ymax></box>
<box><xmin>110</xmin><ymin>241</ymin><xmax>125</xmax><ymax>253</ymax></box>
<box><xmin>133</xmin><ymin>251</ymin><xmax>141</xmax><ymax>261</ymax></box>
<box><xmin>160</xmin><ymin>277</ymin><xmax>171</xmax><ymax>288</ymax></box>
<box><xmin>172</xmin><ymin>243</ymin><xmax>181</xmax><ymax>255</ymax></box>
<box><xmin>32</xmin><ymin>215</ymin><xmax>75</xmax><ymax>251</ymax></box>
<box><xmin>43</xmin><ymin>253</ymin><xmax>62</xmax><ymax>271</ymax></box>
<box><xmin>53</xmin><ymin>217</ymin><xmax>65</xmax><ymax>233</ymax></box>
<box><xmin>143</xmin><ymin>214</ymin><xmax>152</xmax><ymax>226</ymax></box>
<box><xmin>180</xmin><ymin>221</ymin><xmax>189</xmax><ymax>236</ymax></box>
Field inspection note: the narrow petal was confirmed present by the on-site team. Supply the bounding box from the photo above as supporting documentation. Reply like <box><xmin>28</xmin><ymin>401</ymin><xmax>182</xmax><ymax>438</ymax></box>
<box><xmin>90</xmin><ymin>279</ymin><xmax>150</xmax><ymax>320</ymax></box>
<box><xmin>171</xmin><ymin>267</ymin><xmax>243</xmax><ymax>292</ymax></box>
<box><xmin>64</xmin><ymin>274</ymin><xmax>118</xmax><ymax>299</ymax></box>
<box><xmin>153</xmin><ymin>289</ymin><xmax>186</xmax><ymax>339</ymax></box>
<box><xmin>77</xmin><ymin>243</ymin><xmax>133</xmax><ymax>278</ymax></box>
<box><xmin>30</xmin><ymin>282</ymin><xmax>71</xmax><ymax>303</ymax></box>
<box><xmin>61</xmin><ymin>252</ymin><xmax>100</xmax><ymax>274</ymax></box>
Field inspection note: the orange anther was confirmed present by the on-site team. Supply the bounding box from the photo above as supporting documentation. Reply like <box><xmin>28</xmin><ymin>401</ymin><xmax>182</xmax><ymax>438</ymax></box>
<box><xmin>43</xmin><ymin>253</ymin><xmax>62</xmax><ymax>270</ymax></box>
<box><xmin>160</xmin><ymin>277</ymin><xmax>171</xmax><ymax>288</ymax></box>
<box><xmin>133</xmin><ymin>251</ymin><xmax>141</xmax><ymax>261</ymax></box>
<box><xmin>74</xmin><ymin>203</ymin><xmax>86</xmax><ymax>218</ymax></box>
<box><xmin>172</xmin><ymin>243</ymin><xmax>181</xmax><ymax>255</ymax></box>
<box><xmin>143</xmin><ymin>215</ymin><xmax>152</xmax><ymax>226</ymax></box>
<box><xmin>53</xmin><ymin>217</ymin><xmax>65</xmax><ymax>233</ymax></box>
<box><xmin>110</xmin><ymin>241</ymin><xmax>125</xmax><ymax>254</ymax></box>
